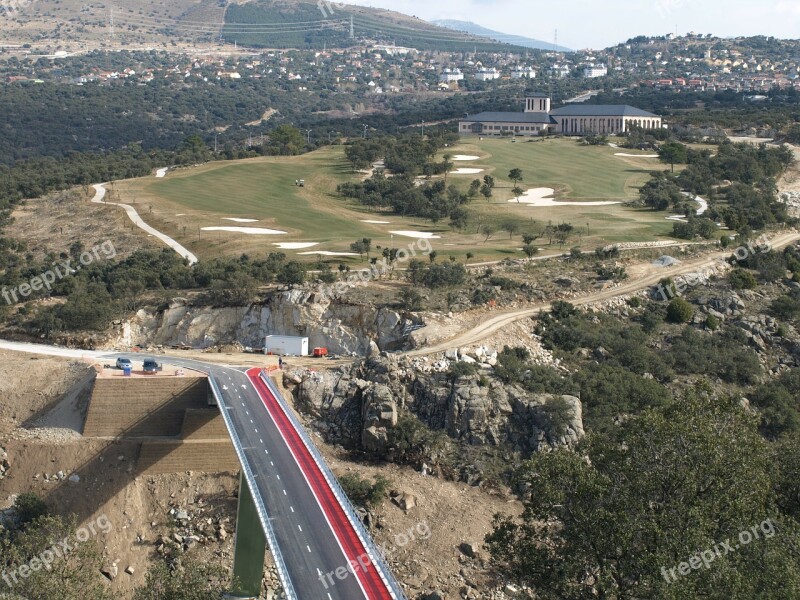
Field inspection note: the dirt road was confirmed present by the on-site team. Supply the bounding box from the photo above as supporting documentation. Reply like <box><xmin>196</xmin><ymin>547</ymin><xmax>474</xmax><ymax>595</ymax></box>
<box><xmin>406</xmin><ymin>230</ymin><xmax>800</xmax><ymax>356</ymax></box>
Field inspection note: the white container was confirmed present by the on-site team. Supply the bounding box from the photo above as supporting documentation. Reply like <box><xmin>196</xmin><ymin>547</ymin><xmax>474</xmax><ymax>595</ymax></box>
<box><xmin>264</xmin><ymin>335</ymin><xmax>309</xmax><ymax>356</ymax></box>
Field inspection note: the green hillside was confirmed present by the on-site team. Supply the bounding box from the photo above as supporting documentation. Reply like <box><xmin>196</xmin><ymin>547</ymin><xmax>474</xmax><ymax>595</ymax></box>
<box><xmin>223</xmin><ymin>1</ymin><xmax>527</xmax><ymax>51</ymax></box>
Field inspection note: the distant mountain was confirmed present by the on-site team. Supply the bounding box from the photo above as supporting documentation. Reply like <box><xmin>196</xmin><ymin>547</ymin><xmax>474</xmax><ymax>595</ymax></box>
<box><xmin>432</xmin><ymin>20</ymin><xmax>573</xmax><ymax>52</ymax></box>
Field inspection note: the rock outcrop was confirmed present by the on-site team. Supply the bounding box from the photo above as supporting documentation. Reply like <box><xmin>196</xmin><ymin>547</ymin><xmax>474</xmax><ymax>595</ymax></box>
<box><xmin>291</xmin><ymin>355</ymin><xmax>584</xmax><ymax>458</ymax></box>
<box><xmin>109</xmin><ymin>290</ymin><xmax>423</xmax><ymax>356</ymax></box>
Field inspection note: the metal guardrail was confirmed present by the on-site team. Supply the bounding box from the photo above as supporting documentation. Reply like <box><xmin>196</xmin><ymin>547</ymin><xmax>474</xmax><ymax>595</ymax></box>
<box><xmin>259</xmin><ymin>370</ymin><xmax>408</xmax><ymax>600</ymax></box>
<box><xmin>208</xmin><ymin>375</ymin><xmax>299</xmax><ymax>600</ymax></box>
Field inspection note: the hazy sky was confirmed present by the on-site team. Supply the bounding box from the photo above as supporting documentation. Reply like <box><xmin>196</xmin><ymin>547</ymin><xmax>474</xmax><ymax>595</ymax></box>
<box><xmin>342</xmin><ymin>0</ymin><xmax>800</xmax><ymax>49</ymax></box>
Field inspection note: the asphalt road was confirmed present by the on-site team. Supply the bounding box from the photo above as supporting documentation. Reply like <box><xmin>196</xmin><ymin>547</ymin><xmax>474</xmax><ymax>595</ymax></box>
<box><xmin>0</xmin><ymin>340</ymin><xmax>396</xmax><ymax>600</ymax></box>
<box><xmin>127</xmin><ymin>355</ymin><xmax>391</xmax><ymax>600</ymax></box>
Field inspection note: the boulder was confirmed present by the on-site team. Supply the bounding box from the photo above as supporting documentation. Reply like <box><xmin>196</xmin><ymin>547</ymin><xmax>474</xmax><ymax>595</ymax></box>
<box><xmin>361</xmin><ymin>384</ymin><xmax>398</xmax><ymax>453</ymax></box>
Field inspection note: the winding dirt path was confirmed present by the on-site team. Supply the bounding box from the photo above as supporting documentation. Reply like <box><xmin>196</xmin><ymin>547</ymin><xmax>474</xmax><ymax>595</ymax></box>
<box><xmin>405</xmin><ymin>230</ymin><xmax>800</xmax><ymax>356</ymax></box>
<box><xmin>91</xmin><ymin>184</ymin><xmax>198</xmax><ymax>265</ymax></box>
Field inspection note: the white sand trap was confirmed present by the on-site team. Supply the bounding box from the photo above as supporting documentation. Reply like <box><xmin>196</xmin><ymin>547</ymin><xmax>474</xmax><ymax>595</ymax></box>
<box><xmin>273</xmin><ymin>242</ymin><xmax>319</xmax><ymax>250</ymax></box>
<box><xmin>390</xmin><ymin>231</ymin><xmax>442</xmax><ymax>239</ymax></box>
<box><xmin>223</xmin><ymin>218</ymin><xmax>259</xmax><ymax>223</ymax></box>
<box><xmin>615</xmin><ymin>153</ymin><xmax>659</xmax><ymax>158</ymax></box>
<box><xmin>452</xmin><ymin>168</ymin><xmax>484</xmax><ymax>175</ymax></box>
<box><xmin>176</xmin><ymin>214</ymin><xmax>186</xmax><ymax>217</ymax></box>
<box><xmin>201</xmin><ymin>226</ymin><xmax>287</xmax><ymax>235</ymax></box>
<box><xmin>515</xmin><ymin>188</ymin><xmax>621</xmax><ymax>207</ymax></box>
<box><xmin>666</xmin><ymin>195</ymin><xmax>709</xmax><ymax>223</ymax></box>
<box><xmin>298</xmin><ymin>251</ymin><xmax>360</xmax><ymax>257</ymax></box>
<box><xmin>452</xmin><ymin>155</ymin><xmax>480</xmax><ymax>161</ymax></box>
<box><xmin>361</xmin><ymin>220</ymin><xmax>392</xmax><ymax>224</ymax></box>
<box><xmin>155</xmin><ymin>167</ymin><xmax>169</xmax><ymax>178</ymax></box>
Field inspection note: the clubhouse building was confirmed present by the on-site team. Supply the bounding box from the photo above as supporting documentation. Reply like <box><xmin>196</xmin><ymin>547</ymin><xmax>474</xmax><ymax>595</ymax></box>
<box><xmin>459</xmin><ymin>94</ymin><xmax>663</xmax><ymax>137</ymax></box>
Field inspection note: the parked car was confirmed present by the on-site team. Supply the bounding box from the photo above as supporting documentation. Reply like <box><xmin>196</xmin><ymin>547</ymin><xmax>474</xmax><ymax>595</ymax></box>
<box><xmin>116</xmin><ymin>358</ymin><xmax>132</xmax><ymax>370</ymax></box>
<box><xmin>143</xmin><ymin>359</ymin><xmax>162</xmax><ymax>374</ymax></box>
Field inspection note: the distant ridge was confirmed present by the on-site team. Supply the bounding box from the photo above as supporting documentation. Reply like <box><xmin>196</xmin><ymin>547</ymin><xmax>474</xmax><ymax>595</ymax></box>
<box><xmin>431</xmin><ymin>19</ymin><xmax>573</xmax><ymax>52</ymax></box>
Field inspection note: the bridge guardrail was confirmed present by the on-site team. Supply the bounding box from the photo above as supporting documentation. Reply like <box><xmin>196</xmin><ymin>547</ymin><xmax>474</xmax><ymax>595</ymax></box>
<box><xmin>259</xmin><ymin>370</ymin><xmax>408</xmax><ymax>600</ymax></box>
<box><xmin>209</xmin><ymin>375</ymin><xmax>298</xmax><ymax>600</ymax></box>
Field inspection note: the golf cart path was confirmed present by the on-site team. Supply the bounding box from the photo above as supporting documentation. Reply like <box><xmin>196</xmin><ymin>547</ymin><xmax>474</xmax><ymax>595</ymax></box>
<box><xmin>92</xmin><ymin>184</ymin><xmax>198</xmax><ymax>265</ymax></box>
<box><xmin>405</xmin><ymin>230</ymin><xmax>800</xmax><ymax>356</ymax></box>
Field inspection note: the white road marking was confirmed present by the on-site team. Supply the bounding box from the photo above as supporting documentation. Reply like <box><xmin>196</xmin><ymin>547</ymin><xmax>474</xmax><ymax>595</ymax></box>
<box><xmin>298</xmin><ymin>525</ymin><xmax>303</xmax><ymax>532</ymax></box>
<box><xmin>307</xmin><ymin>545</ymin><xmax>311</xmax><ymax>553</ymax></box>
<box><xmin>291</xmin><ymin>506</ymin><xmax>295</xmax><ymax>513</ymax></box>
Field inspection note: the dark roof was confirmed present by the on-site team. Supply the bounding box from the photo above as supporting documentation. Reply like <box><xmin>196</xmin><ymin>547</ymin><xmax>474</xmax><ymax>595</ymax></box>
<box><xmin>549</xmin><ymin>105</ymin><xmax>659</xmax><ymax>117</ymax></box>
<box><xmin>526</xmin><ymin>92</ymin><xmax>550</xmax><ymax>98</ymax></box>
<box><xmin>461</xmin><ymin>111</ymin><xmax>555</xmax><ymax>124</ymax></box>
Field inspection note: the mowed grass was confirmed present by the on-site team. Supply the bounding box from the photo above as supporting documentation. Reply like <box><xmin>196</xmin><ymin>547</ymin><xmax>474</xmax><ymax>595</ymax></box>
<box><xmin>443</xmin><ymin>137</ymin><xmax>656</xmax><ymax>199</ymax></box>
<box><xmin>116</xmin><ymin>139</ymin><xmax>678</xmax><ymax>263</ymax></box>
<box><xmin>441</xmin><ymin>137</ymin><xmax>675</xmax><ymax>244</ymax></box>
<box><xmin>141</xmin><ymin>149</ymin><xmax>366</xmax><ymax>240</ymax></box>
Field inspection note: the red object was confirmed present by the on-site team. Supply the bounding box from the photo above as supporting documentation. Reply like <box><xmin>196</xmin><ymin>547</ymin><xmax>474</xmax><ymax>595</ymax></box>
<box><xmin>247</xmin><ymin>369</ymin><xmax>393</xmax><ymax>599</ymax></box>
<box><xmin>313</xmin><ymin>347</ymin><xmax>329</xmax><ymax>357</ymax></box>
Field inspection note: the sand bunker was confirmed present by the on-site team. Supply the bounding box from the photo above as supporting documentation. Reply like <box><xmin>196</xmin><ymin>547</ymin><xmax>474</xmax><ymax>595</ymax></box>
<box><xmin>452</xmin><ymin>155</ymin><xmax>480</xmax><ymax>161</ymax></box>
<box><xmin>615</xmin><ymin>153</ymin><xmax>659</xmax><ymax>158</ymax></box>
<box><xmin>298</xmin><ymin>251</ymin><xmax>360</xmax><ymax>257</ymax></box>
<box><xmin>273</xmin><ymin>242</ymin><xmax>319</xmax><ymax>249</ymax></box>
<box><xmin>666</xmin><ymin>195</ymin><xmax>709</xmax><ymax>222</ymax></box>
<box><xmin>514</xmin><ymin>188</ymin><xmax>621</xmax><ymax>207</ymax></box>
<box><xmin>361</xmin><ymin>220</ymin><xmax>392</xmax><ymax>224</ymax></box>
<box><xmin>201</xmin><ymin>227</ymin><xmax>287</xmax><ymax>235</ymax></box>
<box><xmin>452</xmin><ymin>168</ymin><xmax>484</xmax><ymax>175</ymax></box>
<box><xmin>155</xmin><ymin>167</ymin><xmax>169</xmax><ymax>178</ymax></box>
<box><xmin>390</xmin><ymin>231</ymin><xmax>442</xmax><ymax>239</ymax></box>
<box><xmin>223</xmin><ymin>218</ymin><xmax>259</xmax><ymax>223</ymax></box>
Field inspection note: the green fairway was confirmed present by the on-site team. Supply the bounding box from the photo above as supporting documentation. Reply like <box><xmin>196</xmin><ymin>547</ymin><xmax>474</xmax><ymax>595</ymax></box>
<box><xmin>443</xmin><ymin>137</ymin><xmax>656</xmax><ymax>200</ymax></box>
<box><xmin>142</xmin><ymin>148</ymin><xmax>369</xmax><ymax>241</ymax></box>
<box><xmin>119</xmin><ymin>139</ymin><xmax>680</xmax><ymax>262</ymax></box>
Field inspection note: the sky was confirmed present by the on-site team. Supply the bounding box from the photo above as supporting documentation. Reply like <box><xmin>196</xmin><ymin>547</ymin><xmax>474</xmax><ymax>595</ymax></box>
<box><xmin>342</xmin><ymin>0</ymin><xmax>800</xmax><ymax>50</ymax></box>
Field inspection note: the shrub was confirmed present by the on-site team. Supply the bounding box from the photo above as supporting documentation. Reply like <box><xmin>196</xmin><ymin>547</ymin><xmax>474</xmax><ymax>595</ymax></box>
<box><xmin>448</xmin><ymin>361</ymin><xmax>478</xmax><ymax>381</ymax></box>
<box><xmin>728</xmin><ymin>268</ymin><xmax>757</xmax><ymax>290</ymax></box>
<box><xmin>14</xmin><ymin>492</ymin><xmax>48</xmax><ymax>525</ymax></box>
<box><xmin>666</xmin><ymin>298</ymin><xmax>694</xmax><ymax>323</ymax></box>
<box><xmin>550</xmin><ymin>300</ymin><xmax>577</xmax><ymax>320</ymax></box>
<box><xmin>398</xmin><ymin>288</ymin><xmax>424</xmax><ymax>311</ymax></box>
<box><xmin>338</xmin><ymin>473</ymin><xmax>390</xmax><ymax>509</ymax></box>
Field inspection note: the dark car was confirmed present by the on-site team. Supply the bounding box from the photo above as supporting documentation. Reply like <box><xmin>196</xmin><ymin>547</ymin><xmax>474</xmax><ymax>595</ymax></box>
<box><xmin>143</xmin><ymin>359</ymin><xmax>162</xmax><ymax>374</ymax></box>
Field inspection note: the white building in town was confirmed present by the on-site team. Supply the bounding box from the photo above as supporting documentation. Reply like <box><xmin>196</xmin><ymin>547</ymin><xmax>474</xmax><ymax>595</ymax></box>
<box><xmin>511</xmin><ymin>66</ymin><xmax>536</xmax><ymax>79</ymax></box>
<box><xmin>583</xmin><ymin>64</ymin><xmax>608</xmax><ymax>78</ymax></box>
<box><xmin>440</xmin><ymin>68</ymin><xmax>464</xmax><ymax>83</ymax></box>
<box><xmin>459</xmin><ymin>94</ymin><xmax>662</xmax><ymax>137</ymax></box>
<box><xmin>474</xmin><ymin>67</ymin><xmax>501</xmax><ymax>81</ymax></box>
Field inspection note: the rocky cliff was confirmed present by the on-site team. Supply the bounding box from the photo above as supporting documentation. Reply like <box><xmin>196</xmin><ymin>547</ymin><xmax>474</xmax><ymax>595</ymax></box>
<box><xmin>109</xmin><ymin>290</ymin><xmax>422</xmax><ymax>355</ymax></box>
<box><xmin>290</xmin><ymin>355</ymin><xmax>585</xmax><ymax>460</ymax></box>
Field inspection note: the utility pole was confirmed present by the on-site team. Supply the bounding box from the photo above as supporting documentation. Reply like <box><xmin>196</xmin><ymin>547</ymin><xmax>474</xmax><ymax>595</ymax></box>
<box><xmin>306</xmin><ymin>129</ymin><xmax>312</xmax><ymax>144</ymax></box>
<box><xmin>109</xmin><ymin>5</ymin><xmax>115</xmax><ymax>41</ymax></box>
<box><xmin>214</xmin><ymin>133</ymin><xmax>218</xmax><ymax>153</ymax></box>
<box><xmin>362</xmin><ymin>124</ymin><xmax>368</xmax><ymax>139</ymax></box>
<box><xmin>350</xmin><ymin>16</ymin><xmax>355</xmax><ymax>40</ymax></box>
<box><xmin>421</xmin><ymin>120</ymin><xmax>425</xmax><ymax>138</ymax></box>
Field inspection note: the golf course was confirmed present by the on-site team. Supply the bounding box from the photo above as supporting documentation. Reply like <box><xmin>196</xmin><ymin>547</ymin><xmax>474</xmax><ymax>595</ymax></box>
<box><xmin>114</xmin><ymin>137</ymin><xmax>679</xmax><ymax>263</ymax></box>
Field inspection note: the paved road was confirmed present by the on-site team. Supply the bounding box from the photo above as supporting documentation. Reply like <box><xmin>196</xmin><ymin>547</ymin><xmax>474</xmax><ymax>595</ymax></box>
<box><xmin>91</xmin><ymin>184</ymin><xmax>198</xmax><ymax>265</ymax></box>
<box><xmin>0</xmin><ymin>341</ymin><xmax>399</xmax><ymax>599</ymax></box>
